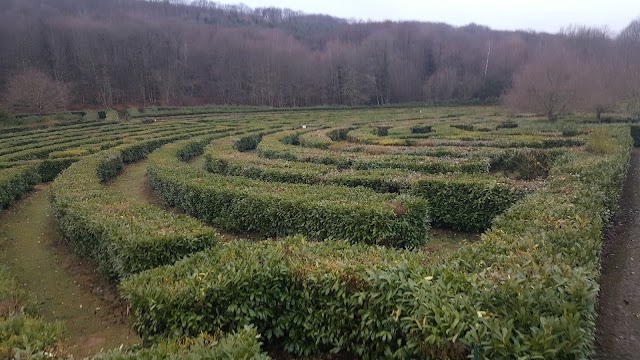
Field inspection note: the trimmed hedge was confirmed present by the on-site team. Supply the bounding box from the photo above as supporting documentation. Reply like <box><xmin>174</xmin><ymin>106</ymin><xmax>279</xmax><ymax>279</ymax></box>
<box><xmin>123</xmin><ymin>126</ymin><xmax>632</xmax><ymax>359</ymax></box>
<box><xmin>410</xmin><ymin>125</ymin><xmax>432</xmax><ymax>134</ymax></box>
<box><xmin>206</xmin><ymin>137</ymin><xmax>531</xmax><ymax>231</ymax></box>
<box><xmin>93</xmin><ymin>326</ymin><xmax>269</xmax><ymax>360</ymax></box>
<box><xmin>631</xmin><ymin>125</ymin><xmax>640</xmax><ymax>146</ymax></box>
<box><xmin>0</xmin><ymin>266</ymin><xmax>64</xmax><ymax>359</ymax></box>
<box><xmin>410</xmin><ymin>177</ymin><xmax>527</xmax><ymax>231</ymax></box>
<box><xmin>0</xmin><ymin>166</ymin><xmax>40</xmax><ymax>210</ymax></box>
<box><xmin>49</xmin><ymin>140</ymin><xmax>219</xmax><ymax>279</ymax></box>
<box><xmin>149</xmin><ymin>140</ymin><xmax>430</xmax><ymax>247</ymax></box>
<box><xmin>234</xmin><ymin>134</ymin><xmax>263</xmax><ymax>152</ymax></box>
<box><xmin>257</xmin><ymin>131</ymin><xmax>490</xmax><ymax>175</ymax></box>
<box><xmin>121</xmin><ymin>238</ymin><xmax>428</xmax><ymax>356</ymax></box>
<box><xmin>489</xmin><ymin>148</ymin><xmax>564</xmax><ymax>180</ymax></box>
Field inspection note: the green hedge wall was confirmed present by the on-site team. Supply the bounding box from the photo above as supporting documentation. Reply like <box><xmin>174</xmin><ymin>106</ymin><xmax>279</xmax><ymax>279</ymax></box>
<box><xmin>0</xmin><ymin>166</ymin><xmax>40</xmax><ymax>210</ymax></box>
<box><xmin>410</xmin><ymin>178</ymin><xmax>527</xmax><ymax>231</ymax></box>
<box><xmin>149</xmin><ymin>140</ymin><xmax>430</xmax><ymax>247</ymax></box>
<box><xmin>205</xmin><ymin>137</ymin><xmax>530</xmax><ymax>231</ymax></box>
<box><xmin>256</xmin><ymin>131</ymin><xmax>491</xmax><ymax>175</ymax></box>
<box><xmin>122</xmin><ymin>126</ymin><xmax>632</xmax><ymax>359</ymax></box>
<box><xmin>49</xmin><ymin>140</ymin><xmax>219</xmax><ymax>279</ymax></box>
<box><xmin>631</xmin><ymin>125</ymin><xmax>640</xmax><ymax>147</ymax></box>
<box><xmin>93</xmin><ymin>326</ymin><xmax>269</xmax><ymax>360</ymax></box>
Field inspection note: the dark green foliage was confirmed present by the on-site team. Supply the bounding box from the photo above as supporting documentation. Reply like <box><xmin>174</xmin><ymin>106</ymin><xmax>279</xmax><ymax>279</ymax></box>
<box><xmin>490</xmin><ymin>149</ymin><xmax>563</xmax><ymax>180</ymax></box>
<box><xmin>149</xmin><ymin>141</ymin><xmax>430</xmax><ymax>247</ymax></box>
<box><xmin>0</xmin><ymin>110</ymin><xmax>13</xmax><ymax>123</ymax></box>
<box><xmin>0</xmin><ymin>314</ymin><xmax>64</xmax><ymax>359</ymax></box>
<box><xmin>280</xmin><ymin>132</ymin><xmax>301</xmax><ymax>145</ymax></box>
<box><xmin>176</xmin><ymin>140</ymin><xmax>209</xmax><ymax>162</ymax></box>
<box><xmin>93</xmin><ymin>326</ymin><xmax>269</xmax><ymax>360</ymax></box>
<box><xmin>373</xmin><ymin>126</ymin><xmax>392</xmax><ymax>136</ymax></box>
<box><xmin>0</xmin><ymin>166</ymin><xmax>40</xmax><ymax>209</ymax></box>
<box><xmin>96</xmin><ymin>153</ymin><xmax>124</xmax><ymax>182</ymax></box>
<box><xmin>234</xmin><ymin>134</ymin><xmax>263</xmax><ymax>152</ymax></box>
<box><xmin>410</xmin><ymin>178</ymin><xmax>527</xmax><ymax>231</ymax></box>
<box><xmin>50</xmin><ymin>144</ymin><xmax>219</xmax><ymax>279</ymax></box>
<box><xmin>327</xmin><ymin>128</ymin><xmax>351</xmax><ymax>141</ymax></box>
<box><xmin>37</xmin><ymin>158</ymin><xmax>76</xmax><ymax>182</ymax></box>
<box><xmin>631</xmin><ymin>125</ymin><xmax>640</xmax><ymax>146</ymax></box>
<box><xmin>98</xmin><ymin>111</ymin><xmax>107</xmax><ymax>119</ymax></box>
<box><xmin>410</xmin><ymin>125</ymin><xmax>432</xmax><ymax>134</ymax></box>
<box><xmin>496</xmin><ymin>121</ymin><xmax>518</xmax><ymax>129</ymax></box>
<box><xmin>122</xmin><ymin>127</ymin><xmax>633</xmax><ymax>359</ymax></box>
<box><xmin>121</xmin><ymin>238</ymin><xmax>427</xmax><ymax>356</ymax></box>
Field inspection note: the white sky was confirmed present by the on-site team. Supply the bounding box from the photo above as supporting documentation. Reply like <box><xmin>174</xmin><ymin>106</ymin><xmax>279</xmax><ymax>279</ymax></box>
<box><xmin>216</xmin><ymin>0</ymin><xmax>639</xmax><ymax>34</ymax></box>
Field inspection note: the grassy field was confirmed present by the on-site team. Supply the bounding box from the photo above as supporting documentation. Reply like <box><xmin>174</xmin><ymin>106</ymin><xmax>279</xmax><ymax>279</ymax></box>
<box><xmin>0</xmin><ymin>105</ymin><xmax>635</xmax><ymax>358</ymax></box>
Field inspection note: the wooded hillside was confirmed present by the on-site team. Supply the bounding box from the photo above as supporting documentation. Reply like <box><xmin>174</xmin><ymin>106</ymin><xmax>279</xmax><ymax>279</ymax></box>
<box><xmin>0</xmin><ymin>0</ymin><xmax>638</xmax><ymax>112</ymax></box>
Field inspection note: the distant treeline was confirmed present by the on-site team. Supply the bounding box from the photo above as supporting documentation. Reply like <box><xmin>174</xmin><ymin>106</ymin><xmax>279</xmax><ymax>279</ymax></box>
<box><xmin>0</xmin><ymin>0</ymin><xmax>638</xmax><ymax>112</ymax></box>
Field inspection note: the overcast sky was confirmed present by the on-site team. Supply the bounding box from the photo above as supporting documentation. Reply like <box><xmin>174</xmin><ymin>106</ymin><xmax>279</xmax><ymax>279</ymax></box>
<box><xmin>216</xmin><ymin>0</ymin><xmax>639</xmax><ymax>34</ymax></box>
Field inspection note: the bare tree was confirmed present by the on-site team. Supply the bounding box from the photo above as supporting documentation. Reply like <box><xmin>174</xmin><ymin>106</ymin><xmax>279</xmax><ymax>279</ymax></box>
<box><xmin>3</xmin><ymin>67</ymin><xmax>70</xmax><ymax>113</ymax></box>
<box><xmin>503</xmin><ymin>44</ymin><xmax>579</xmax><ymax>121</ymax></box>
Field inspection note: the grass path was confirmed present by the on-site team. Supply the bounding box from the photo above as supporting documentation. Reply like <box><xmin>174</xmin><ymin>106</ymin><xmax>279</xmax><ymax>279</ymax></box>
<box><xmin>0</xmin><ymin>185</ymin><xmax>139</xmax><ymax>358</ymax></box>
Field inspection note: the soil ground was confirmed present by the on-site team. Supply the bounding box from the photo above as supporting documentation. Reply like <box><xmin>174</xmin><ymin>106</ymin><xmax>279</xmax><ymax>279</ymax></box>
<box><xmin>596</xmin><ymin>148</ymin><xmax>640</xmax><ymax>359</ymax></box>
<box><xmin>0</xmin><ymin>185</ymin><xmax>140</xmax><ymax>358</ymax></box>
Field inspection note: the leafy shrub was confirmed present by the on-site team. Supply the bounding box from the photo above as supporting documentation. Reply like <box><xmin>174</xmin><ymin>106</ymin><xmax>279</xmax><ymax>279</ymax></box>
<box><xmin>280</xmin><ymin>132</ymin><xmax>301</xmax><ymax>145</ymax></box>
<box><xmin>0</xmin><ymin>166</ymin><xmax>40</xmax><ymax>209</ymax></box>
<box><xmin>451</xmin><ymin>124</ymin><xmax>474</xmax><ymax>131</ymax></box>
<box><xmin>0</xmin><ymin>110</ymin><xmax>13</xmax><ymax>124</ymax></box>
<box><xmin>149</xmin><ymin>140</ymin><xmax>430</xmax><ymax>247</ymax></box>
<box><xmin>96</xmin><ymin>153</ymin><xmax>124</xmax><ymax>182</ymax></box>
<box><xmin>327</xmin><ymin>128</ymin><xmax>351</xmax><ymax>141</ymax></box>
<box><xmin>0</xmin><ymin>315</ymin><xmax>65</xmax><ymax>359</ymax></box>
<box><xmin>562</xmin><ymin>129</ymin><xmax>587</xmax><ymax>137</ymax></box>
<box><xmin>123</xmin><ymin>127</ymin><xmax>632</xmax><ymax>359</ymax></box>
<box><xmin>490</xmin><ymin>149</ymin><xmax>563</xmax><ymax>180</ymax></box>
<box><xmin>50</xmin><ymin>142</ymin><xmax>219</xmax><ymax>279</ymax></box>
<box><xmin>410</xmin><ymin>178</ymin><xmax>527</xmax><ymax>231</ymax></box>
<box><xmin>373</xmin><ymin>126</ymin><xmax>392</xmax><ymax>137</ymax></box>
<box><xmin>630</xmin><ymin>125</ymin><xmax>640</xmax><ymax>147</ymax></box>
<box><xmin>93</xmin><ymin>326</ymin><xmax>269</xmax><ymax>360</ymax></box>
<box><xmin>586</xmin><ymin>128</ymin><xmax>616</xmax><ymax>154</ymax></box>
<box><xmin>234</xmin><ymin>134</ymin><xmax>263</xmax><ymax>152</ymax></box>
<box><xmin>121</xmin><ymin>238</ymin><xmax>428</xmax><ymax>355</ymax></box>
<box><xmin>176</xmin><ymin>140</ymin><xmax>208</xmax><ymax>162</ymax></box>
<box><xmin>496</xmin><ymin>121</ymin><xmax>518</xmax><ymax>129</ymax></box>
<box><xmin>410</xmin><ymin>125</ymin><xmax>432</xmax><ymax>134</ymax></box>
<box><xmin>37</xmin><ymin>158</ymin><xmax>77</xmax><ymax>182</ymax></box>
<box><xmin>298</xmin><ymin>130</ymin><xmax>333</xmax><ymax>149</ymax></box>
<box><xmin>257</xmin><ymin>131</ymin><xmax>491</xmax><ymax>175</ymax></box>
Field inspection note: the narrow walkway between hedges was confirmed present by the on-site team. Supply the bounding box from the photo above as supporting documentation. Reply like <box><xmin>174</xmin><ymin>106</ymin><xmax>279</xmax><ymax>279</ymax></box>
<box><xmin>0</xmin><ymin>185</ymin><xmax>139</xmax><ymax>358</ymax></box>
<box><xmin>597</xmin><ymin>148</ymin><xmax>640</xmax><ymax>359</ymax></box>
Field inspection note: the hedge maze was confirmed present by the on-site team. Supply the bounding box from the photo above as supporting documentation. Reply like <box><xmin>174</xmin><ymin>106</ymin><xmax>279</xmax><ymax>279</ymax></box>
<box><xmin>0</xmin><ymin>107</ymin><xmax>634</xmax><ymax>358</ymax></box>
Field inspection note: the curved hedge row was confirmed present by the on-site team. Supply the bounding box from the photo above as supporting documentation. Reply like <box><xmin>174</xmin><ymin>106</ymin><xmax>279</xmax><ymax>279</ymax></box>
<box><xmin>0</xmin><ymin>166</ymin><xmax>40</xmax><ymax>210</ymax></box>
<box><xmin>122</xmin><ymin>126</ymin><xmax>632</xmax><ymax>359</ymax></box>
<box><xmin>257</xmin><ymin>130</ymin><xmax>492</xmax><ymax>175</ymax></box>
<box><xmin>147</xmin><ymin>139</ymin><xmax>430</xmax><ymax>247</ymax></box>
<box><xmin>49</xmin><ymin>139</ymin><xmax>219</xmax><ymax>279</ymax></box>
<box><xmin>205</xmin><ymin>136</ymin><xmax>530</xmax><ymax>231</ymax></box>
<box><xmin>94</xmin><ymin>326</ymin><xmax>269</xmax><ymax>360</ymax></box>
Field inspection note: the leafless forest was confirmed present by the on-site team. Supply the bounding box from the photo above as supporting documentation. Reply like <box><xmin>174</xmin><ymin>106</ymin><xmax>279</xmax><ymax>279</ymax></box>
<box><xmin>0</xmin><ymin>0</ymin><xmax>639</xmax><ymax>119</ymax></box>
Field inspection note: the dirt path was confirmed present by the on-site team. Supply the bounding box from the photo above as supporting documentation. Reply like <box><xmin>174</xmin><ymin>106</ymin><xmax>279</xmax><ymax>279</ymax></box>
<box><xmin>0</xmin><ymin>185</ymin><xmax>139</xmax><ymax>358</ymax></box>
<box><xmin>597</xmin><ymin>148</ymin><xmax>640</xmax><ymax>359</ymax></box>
